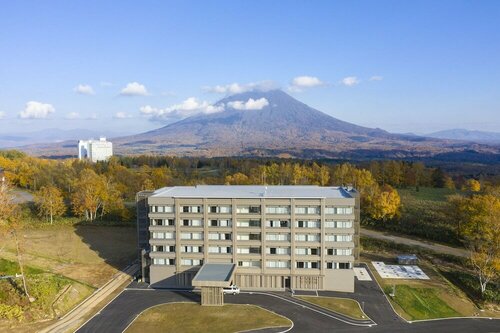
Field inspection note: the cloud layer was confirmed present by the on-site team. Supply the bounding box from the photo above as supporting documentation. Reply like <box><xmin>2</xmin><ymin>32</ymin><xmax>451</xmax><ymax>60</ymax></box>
<box><xmin>114</xmin><ymin>112</ymin><xmax>133</xmax><ymax>119</ymax></box>
<box><xmin>227</xmin><ymin>98</ymin><xmax>269</xmax><ymax>110</ymax></box>
<box><xmin>288</xmin><ymin>76</ymin><xmax>325</xmax><ymax>92</ymax></box>
<box><xmin>140</xmin><ymin>97</ymin><xmax>224</xmax><ymax>121</ymax></box>
<box><xmin>120</xmin><ymin>82</ymin><xmax>149</xmax><ymax>96</ymax></box>
<box><xmin>65</xmin><ymin>112</ymin><xmax>80</xmax><ymax>119</ymax></box>
<box><xmin>74</xmin><ymin>84</ymin><xmax>95</xmax><ymax>95</ymax></box>
<box><xmin>203</xmin><ymin>80</ymin><xmax>277</xmax><ymax>95</ymax></box>
<box><xmin>341</xmin><ymin>76</ymin><xmax>360</xmax><ymax>86</ymax></box>
<box><xmin>19</xmin><ymin>101</ymin><xmax>55</xmax><ymax>119</ymax></box>
<box><xmin>0</xmin><ymin>111</ymin><xmax>5</xmax><ymax>119</ymax></box>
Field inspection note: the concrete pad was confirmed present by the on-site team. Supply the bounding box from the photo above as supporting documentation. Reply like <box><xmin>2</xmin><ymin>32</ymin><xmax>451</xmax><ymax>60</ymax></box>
<box><xmin>371</xmin><ymin>261</ymin><xmax>429</xmax><ymax>280</ymax></box>
<box><xmin>353</xmin><ymin>267</ymin><xmax>372</xmax><ymax>281</ymax></box>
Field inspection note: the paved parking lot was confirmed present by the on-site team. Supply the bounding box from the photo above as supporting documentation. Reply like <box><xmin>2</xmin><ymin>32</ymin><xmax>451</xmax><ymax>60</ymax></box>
<box><xmin>76</xmin><ymin>266</ymin><xmax>499</xmax><ymax>333</ymax></box>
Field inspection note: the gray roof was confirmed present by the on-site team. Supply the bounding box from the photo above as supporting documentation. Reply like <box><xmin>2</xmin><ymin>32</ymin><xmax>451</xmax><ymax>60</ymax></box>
<box><xmin>151</xmin><ymin>185</ymin><xmax>354</xmax><ymax>199</ymax></box>
<box><xmin>192</xmin><ymin>263</ymin><xmax>235</xmax><ymax>282</ymax></box>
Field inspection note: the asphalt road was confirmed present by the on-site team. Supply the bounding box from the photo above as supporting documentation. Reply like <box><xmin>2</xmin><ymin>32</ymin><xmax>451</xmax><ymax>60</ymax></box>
<box><xmin>77</xmin><ymin>271</ymin><xmax>499</xmax><ymax>333</ymax></box>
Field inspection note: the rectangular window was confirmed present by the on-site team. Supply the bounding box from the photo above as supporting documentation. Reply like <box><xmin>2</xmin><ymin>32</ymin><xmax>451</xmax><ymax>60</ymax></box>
<box><xmin>238</xmin><ymin>260</ymin><xmax>261</xmax><ymax>268</ymax></box>
<box><xmin>180</xmin><ymin>232</ymin><xmax>203</xmax><ymax>240</ymax></box>
<box><xmin>236</xmin><ymin>206</ymin><xmax>261</xmax><ymax>214</ymax></box>
<box><xmin>266</xmin><ymin>206</ymin><xmax>290</xmax><ymax>214</ymax></box>
<box><xmin>181</xmin><ymin>259</ymin><xmax>203</xmax><ymax>266</ymax></box>
<box><xmin>208</xmin><ymin>246</ymin><xmax>232</xmax><ymax>254</ymax></box>
<box><xmin>181</xmin><ymin>206</ymin><xmax>202</xmax><ymax>213</ymax></box>
<box><xmin>325</xmin><ymin>234</ymin><xmax>352</xmax><ymax>242</ymax></box>
<box><xmin>209</xmin><ymin>206</ymin><xmax>231</xmax><ymax>214</ymax></box>
<box><xmin>296</xmin><ymin>261</ymin><xmax>320</xmax><ymax>269</ymax></box>
<box><xmin>295</xmin><ymin>234</ymin><xmax>320</xmax><ymax>242</ymax></box>
<box><xmin>153</xmin><ymin>258</ymin><xmax>174</xmax><ymax>265</ymax></box>
<box><xmin>237</xmin><ymin>220</ymin><xmax>261</xmax><ymax>227</ymax></box>
<box><xmin>266</xmin><ymin>260</ymin><xmax>290</xmax><ymax>268</ymax></box>
<box><xmin>337</xmin><ymin>235</ymin><xmax>353</xmax><ymax>242</ymax></box>
<box><xmin>295</xmin><ymin>248</ymin><xmax>319</xmax><ymax>255</ymax></box>
<box><xmin>325</xmin><ymin>207</ymin><xmax>335</xmax><ymax>214</ymax></box>
<box><xmin>267</xmin><ymin>247</ymin><xmax>289</xmax><ymax>255</ymax></box>
<box><xmin>266</xmin><ymin>234</ymin><xmax>289</xmax><ymax>241</ymax></box>
<box><xmin>181</xmin><ymin>246</ymin><xmax>202</xmax><ymax>253</ymax></box>
<box><xmin>295</xmin><ymin>220</ymin><xmax>320</xmax><ymax>228</ymax></box>
<box><xmin>339</xmin><ymin>262</ymin><xmax>351</xmax><ymax>269</ymax></box>
<box><xmin>295</xmin><ymin>206</ymin><xmax>320</xmax><ymax>215</ymax></box>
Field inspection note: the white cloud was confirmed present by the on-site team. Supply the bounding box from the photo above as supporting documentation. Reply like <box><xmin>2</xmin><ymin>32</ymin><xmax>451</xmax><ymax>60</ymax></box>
<box><xmin>203</xmin><ymin>80</ymin><xmax>277</xmax><ymax>95</ymax></box>
<box><xmin>140</xmin><ymin>97</ymin><xmax>224</xmax><ymax>121</ymax></box>
<box><xmin>19</xmin><ymin>101</ymin><xmax>55</xmax><ymax>119</ymax></box>
<box><xmin>114</xmin><ymin>112</ymin><xmax>133</xmax><ymax>119</ymax></box>
<box><xmin>0</xmin><ymin>111</ymin><xmax>5</xmax><ymax>119</ymax></box>
<box><xmin>120</xmin><ymin>82</ymin><xmax>149</xmax><ymax>96</ymax></box>
<box><xmin>65</xmin><ymin>112</ymin><xmax>80</xmax><ymax>119</ymax></box>
<box><xmin>341</xmin><ymin>76</ymin><xmax>360</xmax><ymax>87</ymax></box>
<box><xmin>288</xmin><ymin>76</ymin><xmax>325</xmax><ymax>92</ymax></box>
<box><xmin>369</xmin><ymin>75</ymin><xmax>383</xmax><ymax>81</ymax></box>
<box><xmin>74</xmin><ymin>84</ymin><xmax>95</xmax><ymax>95</ymax></box>
<box><xmin>87</xmin><ymin>113</ymin><xmax>98</xmax><ymax>120</ymax></box>
<box><xmin>227</xmin><ymin>98</ymin><xmax>269</xmax><ymax>110</ymax></box>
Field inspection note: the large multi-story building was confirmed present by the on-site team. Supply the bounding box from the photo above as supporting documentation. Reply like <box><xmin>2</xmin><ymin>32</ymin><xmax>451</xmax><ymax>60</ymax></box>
<box><xmin>78</xmin><ymin>137</ymin><xmax>113</xmax><ymax>162</ymax></box>
<box><xmin>136</xmin><ymin>185</ymin><xmax>359</xmax><ymax>293</ymax></box>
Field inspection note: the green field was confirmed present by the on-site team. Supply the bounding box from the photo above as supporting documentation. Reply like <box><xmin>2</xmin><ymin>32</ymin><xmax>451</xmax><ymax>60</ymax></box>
<box><xmin>297</xmin><ymin>296</ymin><xmax>366</xmax><ymax>319</ymax></box>
<box><xmin>125</xmin><ymin>303</ymin><xmax>291</xmax><ymax>333</ymax></box>
<box><xmin>374</xmin><ymin>187</ymin><xmax>460</xmax><ymax>245</ymax></box>
<box><xmin>398</xmin><ymin>187</ymin><xmax>456</xmax><ymax>202</ymax></box>
<box><xmin>385</xmin><ymin>285</ymin><xmax>460</xmax><ymax>320</ymax></box>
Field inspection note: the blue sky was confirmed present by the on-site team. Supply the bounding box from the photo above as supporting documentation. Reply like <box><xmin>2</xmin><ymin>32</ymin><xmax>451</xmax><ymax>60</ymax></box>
<box><xmin>1</xmin><ymin>0</ymin><xmax>499</xmax><ymax>135</ymax></box>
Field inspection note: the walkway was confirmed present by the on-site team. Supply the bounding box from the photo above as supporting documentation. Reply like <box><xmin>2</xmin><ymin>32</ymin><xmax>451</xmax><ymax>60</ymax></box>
<box><xmin>361</xmin><ymin>228</ymin><xmax>468</xmax><ymax>258</ymax></box>
<box><xmin>39</xmin><ymin>263</ymin><xmax>139</xmax><ymax>333</ymax></box>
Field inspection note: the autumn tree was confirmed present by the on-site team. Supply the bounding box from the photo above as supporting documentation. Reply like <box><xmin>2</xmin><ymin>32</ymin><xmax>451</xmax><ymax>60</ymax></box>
<box><xmin>225</xmin><ymin>172</ymin><xmax>250</xmax><ymax>185</ymax></box>
<box><xmin>445</xmin><ymin>194</ymin><xmax>468</xmax><ymax>239</ymax></box>
<box><xmin>71</xmin><ymin>169</ymin><xmax>107</xmax><ymax>222</ymax></box>
<box><xmin>464</xmin><ymin>179</ymin><xmax>481</xmax><ymax>192</ymax></box>
<box><xmin>364</xmin><ymin>184</ymin><xmax>401</xmax><ymax>221</ymax></box>
<box><xmin>0</xmin><ymin>178</ymin><xmax>33</xmax><ymax>301</ymax></box>
<box><xmin>461</xmin><ymin>194</ymin><xmax>500</xmax><ymax>295</ymax></box>
<box><xmin>34</xmin><ymin>185</ymin><xmax>66</xmax><ymax>224</ymax></box>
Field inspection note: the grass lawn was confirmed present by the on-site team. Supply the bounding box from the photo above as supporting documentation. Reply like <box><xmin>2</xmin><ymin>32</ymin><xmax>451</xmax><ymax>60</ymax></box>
<box><xmin>385</xmin><ymin>285</ymin><xmax>460</xmax><ymax>320</ymax></box>
<box><xmin>0</xmin><ymin>225</ymin><xmax>137</xmax><ymax>287</ymax></box>
<box><xmin>0</xmin><ymin>224</ymin><xmax>137</xmax><ymax>332</ymax></box>
<box><xmin>399</xmin><ymin>187</ymin><xmax>456</xmax><ymax>202</ymax></box>
<box><xmin>296</xmin><ymin>296</ymin><xmax>366</xmax><ymax>319</ymax></box>
<box><xmin>125</xmin><ymin>303</ymin><xmax>291</xmax><ymax>333</ymax></box>
<box><xmin>0</xmin><ymin>258</ymin><xmax>94</xmax><ymax>324</ymax></box>
<box><xmin>361</xmin><ymin>251</ymin><xmax>499</xmax><ymax>320</ymax></box>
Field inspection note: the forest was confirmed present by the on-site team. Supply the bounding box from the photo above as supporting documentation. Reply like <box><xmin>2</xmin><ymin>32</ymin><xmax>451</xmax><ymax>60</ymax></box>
<box><xmin>0</xmin><ymin>150</ymin><xmax>498</xmax><ymax>303</ymax></box>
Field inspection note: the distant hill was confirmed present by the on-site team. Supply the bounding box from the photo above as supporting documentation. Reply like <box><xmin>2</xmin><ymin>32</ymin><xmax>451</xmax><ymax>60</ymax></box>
<box><xmin>16</xmin><ymin>90</ymin><xmax>500</xmax><ymax>162</ymax></box>
<box><xmin>426</xmin><ymin>129</ymin><xmax>500</xmax><ymax>144</ymax></box>
<box><xmin>0</xmin><ymin>128</ymin><xmax>120</xmax><ymax>149</ymax></box>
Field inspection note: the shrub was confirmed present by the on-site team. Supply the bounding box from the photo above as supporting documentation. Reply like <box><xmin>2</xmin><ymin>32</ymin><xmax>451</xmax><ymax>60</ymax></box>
<box><xmin>0</xmin><ymin>303</ymin><xmax>24</xmax><ymax>321</ymax></box>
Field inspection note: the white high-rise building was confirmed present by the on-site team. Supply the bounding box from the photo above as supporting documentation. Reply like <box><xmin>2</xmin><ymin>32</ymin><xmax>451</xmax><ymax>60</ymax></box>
<box><xmin>78</xmin><ymin>137</ymin><xmax>113</xmax><ymax>162</ymax></box>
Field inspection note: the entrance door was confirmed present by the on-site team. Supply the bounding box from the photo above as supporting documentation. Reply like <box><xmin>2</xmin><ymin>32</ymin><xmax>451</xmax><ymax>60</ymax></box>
<box><xmin>284</xmin><ymin>277</ymin><xmax>291</xmax><ymax>289</ymax></box>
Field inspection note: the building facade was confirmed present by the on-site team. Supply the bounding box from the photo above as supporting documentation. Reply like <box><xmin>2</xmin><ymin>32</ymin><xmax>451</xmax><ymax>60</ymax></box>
<box><xmin>136</xmin><ymin>185</ymin><xmax>359</xmax><ymax>292</ymax></box>
<box><xmin>78</xmin><ymin>137</ymin><xmax>113</xmax><ymax>162</ymax></box>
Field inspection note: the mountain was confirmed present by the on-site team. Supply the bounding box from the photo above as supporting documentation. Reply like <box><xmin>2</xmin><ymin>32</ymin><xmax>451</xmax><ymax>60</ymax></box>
<box><xmin>426</xmin><ymin>129</ymin><xmax>500</xmax><ymax>144</ymax></box>
<box><xmin>17</xmin><ymin>90</ymin><xmax>500</xmax><ymax>161</ymax></box>
<box><xmin>112</xmin><ymin>90</ymin><xmax>497</xmax><ymax>159</ymax></box>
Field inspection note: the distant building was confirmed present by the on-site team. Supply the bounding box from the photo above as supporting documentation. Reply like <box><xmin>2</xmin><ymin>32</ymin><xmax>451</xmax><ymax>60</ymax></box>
<box><xmin>78</xmin><ymin>137</ymin><xmax>113</xmax><ymax>162</ymax></box>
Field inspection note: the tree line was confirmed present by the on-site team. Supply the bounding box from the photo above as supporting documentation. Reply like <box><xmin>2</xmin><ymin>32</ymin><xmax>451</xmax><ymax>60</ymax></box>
<box><xmin>0</xmin><ymin>150</ymin><xmax>498</xmax><ymax>299</ymax></box>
